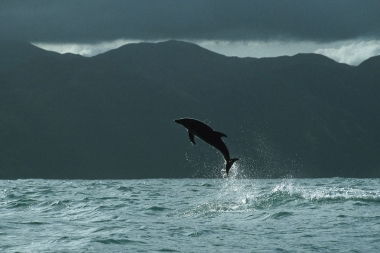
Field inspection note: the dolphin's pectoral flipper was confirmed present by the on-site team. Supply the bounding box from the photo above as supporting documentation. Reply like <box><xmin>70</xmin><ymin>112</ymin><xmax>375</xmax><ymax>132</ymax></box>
<box><xmin>188</xmin><ymin>131</ymin><xmax>196</xmax><ymax>145</ymax></box>
<box><xmin>214</xmin><ymin>131</ymin><xmax>227</xmax><ymax>138</ymax></box>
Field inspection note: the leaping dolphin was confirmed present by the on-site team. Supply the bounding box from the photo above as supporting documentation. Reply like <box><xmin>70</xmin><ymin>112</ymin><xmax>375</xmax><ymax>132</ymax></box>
<box><xmin>174</xmin><ymin>118</ymin><xmax>238</xmax><ymax>175</ymax></box>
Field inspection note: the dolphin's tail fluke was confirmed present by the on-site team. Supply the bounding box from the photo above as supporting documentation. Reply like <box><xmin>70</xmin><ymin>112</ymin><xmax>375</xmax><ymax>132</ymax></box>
<box><xmin>226</xmin><ymin>158</ymin><xmax>238</xmax><ymax>175</ymax></box>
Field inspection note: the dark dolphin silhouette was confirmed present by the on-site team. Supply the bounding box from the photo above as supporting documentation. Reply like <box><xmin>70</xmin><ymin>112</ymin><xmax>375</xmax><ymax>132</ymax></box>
<box><xmin>174</xmin><ymin>118</ymin><xmax>238</xmax><ymax>175</ymax></box>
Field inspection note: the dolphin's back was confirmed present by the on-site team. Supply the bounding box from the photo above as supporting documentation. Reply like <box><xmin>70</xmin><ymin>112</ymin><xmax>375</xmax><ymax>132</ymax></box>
<box><xmin>175</xmin><ymin>118</ymin><xmax>230</xmax><ymax>160</ymax></box>
<box><xmin>179</xmin><ymin>118</ymin><xmax>214</xmax><ymax>133</ymax></box>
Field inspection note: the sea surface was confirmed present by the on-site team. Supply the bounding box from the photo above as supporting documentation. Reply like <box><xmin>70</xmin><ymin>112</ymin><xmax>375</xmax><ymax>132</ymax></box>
<box><xmin>1</xmin><ymin>176</ymin><xmax>380</xmax><ymax>252</ymax></box>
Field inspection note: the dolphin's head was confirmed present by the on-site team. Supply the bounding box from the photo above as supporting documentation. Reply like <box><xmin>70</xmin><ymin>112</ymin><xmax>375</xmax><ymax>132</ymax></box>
<box><xmin>174</xmin><ymin>118</ymin><xmax>186</xmax><ymax>126</ymax></box>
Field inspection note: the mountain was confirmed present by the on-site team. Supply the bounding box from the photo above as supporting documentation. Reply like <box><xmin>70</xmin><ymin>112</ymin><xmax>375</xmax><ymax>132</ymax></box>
<box><xmin>0</xmin><ymin>41</ymin><xmax>80</xmax><ymax>73</ymax></box>
<box><xmin>0</xmin><ymin>40</ymin><xmax>379</xmax><ymax>179</ymax></box>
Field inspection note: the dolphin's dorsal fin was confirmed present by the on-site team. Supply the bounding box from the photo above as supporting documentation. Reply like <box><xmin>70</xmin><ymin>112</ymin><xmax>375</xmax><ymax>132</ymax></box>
<box><xmin>188</xmin><ymin>131</ymin><xmax>196</xmax><ymax>145</ymax></box>
<box><xmin>214</xmin><ymin>131</ymin><xmax>227</xmax><ymax>138</ymax></box>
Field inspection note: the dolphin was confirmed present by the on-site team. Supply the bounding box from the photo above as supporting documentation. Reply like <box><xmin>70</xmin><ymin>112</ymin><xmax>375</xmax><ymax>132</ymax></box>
<box><xmin>174</xmin><ymin>118</ymin><xmax>238</xmax><ymax>175</ymax></box>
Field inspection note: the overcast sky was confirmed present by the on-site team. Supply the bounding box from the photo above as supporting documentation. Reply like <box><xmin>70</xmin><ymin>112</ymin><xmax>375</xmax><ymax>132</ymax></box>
<box><xmin>2</xmin><ymin>1</ymin><xmax>380</xmax><ymax>65</ymax></box>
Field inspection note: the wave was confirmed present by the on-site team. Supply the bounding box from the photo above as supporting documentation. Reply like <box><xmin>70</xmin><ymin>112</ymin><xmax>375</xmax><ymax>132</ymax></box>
<box><xmin>177</xmin><ymin>178</ymin><xmax>380</xmax><ymax>219</ymax></box>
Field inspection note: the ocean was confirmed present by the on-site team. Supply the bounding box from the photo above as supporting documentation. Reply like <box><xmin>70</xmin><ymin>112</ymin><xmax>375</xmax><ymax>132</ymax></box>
<box><xmin>1</xmin><ymin>175</ymin><xmax>379</xmax><ymax>252</ymax></box>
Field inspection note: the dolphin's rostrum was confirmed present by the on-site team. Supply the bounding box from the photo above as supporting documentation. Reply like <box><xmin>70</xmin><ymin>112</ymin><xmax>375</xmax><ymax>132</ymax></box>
<box><xmin>174</xmin><ymin>118</ymin><xmax>238</xmax><ymax>175</ymax></box>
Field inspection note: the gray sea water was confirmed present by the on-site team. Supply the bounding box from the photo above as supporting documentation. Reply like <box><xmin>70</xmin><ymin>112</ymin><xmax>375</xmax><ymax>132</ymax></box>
<box><xmin>1</xmin><ymin>176</ymin><xmax>380</xmax><ymax>252</ymax></box>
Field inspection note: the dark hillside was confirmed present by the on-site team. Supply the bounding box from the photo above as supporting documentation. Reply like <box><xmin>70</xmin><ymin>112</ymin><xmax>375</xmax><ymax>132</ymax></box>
<box><xmin>0</xmin><ymin>40</ymin><xmax>379</xmax><ymax>178</ymax></box>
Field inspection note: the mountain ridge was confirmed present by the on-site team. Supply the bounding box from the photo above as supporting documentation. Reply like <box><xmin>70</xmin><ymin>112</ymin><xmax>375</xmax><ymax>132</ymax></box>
<box><xmin>0</xmin><ymin>40</ymin><xmax>379</xmax><ymax>179</ymax></box>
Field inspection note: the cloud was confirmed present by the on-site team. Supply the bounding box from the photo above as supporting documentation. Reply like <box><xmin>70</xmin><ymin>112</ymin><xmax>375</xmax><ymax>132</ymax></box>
<box><xmin>33</xmin><ymin>39</ymin><xmax>380</xmax><ymax>66</ymax></box>
<box><xmin>315</xmin><ymin>40</ymin><xmax>380</xmax><ymax>65</ymax></box>
<box><xmin>35</xmin><ymin>39</ymin><xmax>322</xmax><ymax>58</ymax></box>
<box><xmin>197</xmin><ymin>40</ymin><xmax>325</xmax><ymax>58</ymax></box>
<box><xmin>33</xmin><ymin>39</ymin><xmax>148</xmax><ymax>57</ymax></box>
<box><xmin>1</xmin><ymin>1</ymin><xmax>380</xmax><ymax>43</ymax></box>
